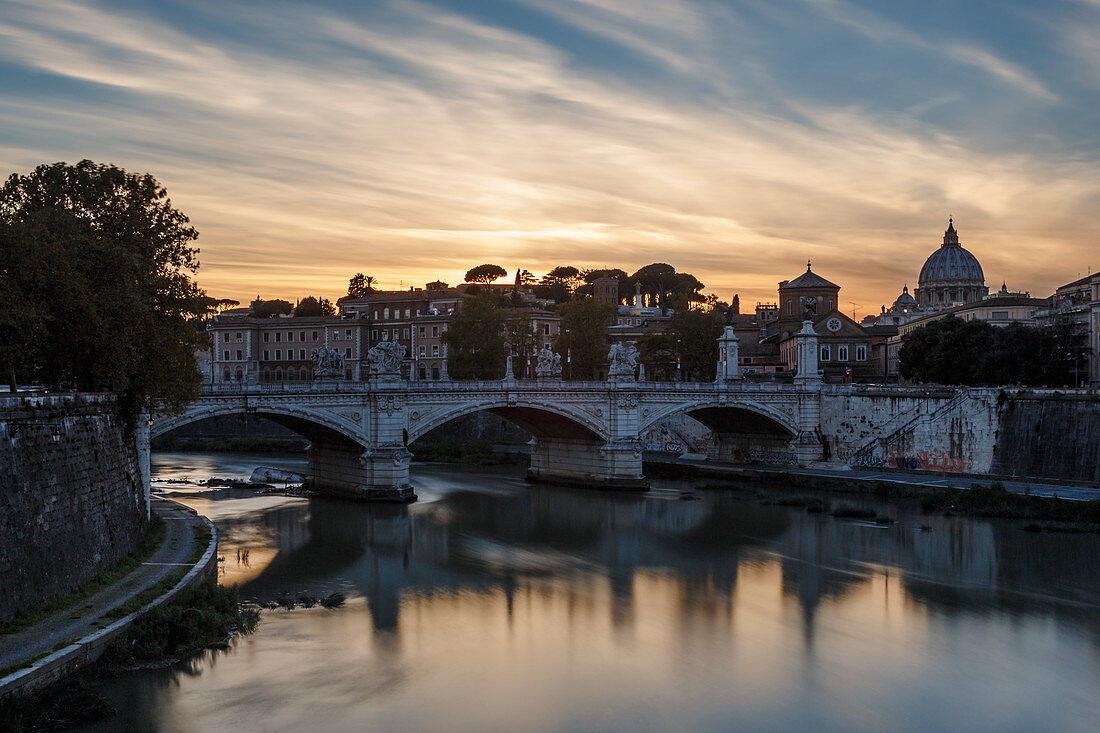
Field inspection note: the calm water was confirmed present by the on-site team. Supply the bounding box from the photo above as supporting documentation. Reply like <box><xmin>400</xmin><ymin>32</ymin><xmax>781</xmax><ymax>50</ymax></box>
<box><xmin>78</xmin><ymin>452</ymin><xmax>1100</xmax><ymax>732</ymax></box>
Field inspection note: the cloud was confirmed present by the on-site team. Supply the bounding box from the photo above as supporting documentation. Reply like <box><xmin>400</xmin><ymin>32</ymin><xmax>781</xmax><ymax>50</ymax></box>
<box><xmin>0</xmin><ymin>0</ymin><xmax>1095</xmax><ymax>311</ymax></box>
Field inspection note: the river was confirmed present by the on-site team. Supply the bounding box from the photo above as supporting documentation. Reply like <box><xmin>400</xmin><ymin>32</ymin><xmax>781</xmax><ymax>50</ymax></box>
<box><xmin>76</xmin><ymin>451</ymin><xmax>1100</xmax><ymax>732</ymax></box>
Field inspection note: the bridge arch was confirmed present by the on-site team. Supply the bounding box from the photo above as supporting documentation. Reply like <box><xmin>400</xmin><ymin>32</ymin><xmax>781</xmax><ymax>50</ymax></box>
<box><xmin>407</xmin><ymin>397</ymin><xmax>608</xmax><ymax>445</ymax></box>
<box><xmin>152</xmin><ymin>400</ymin><xmax>366</xmax><ymax>449</ymax></box>
<box><xmin>637</xmin><ymin>398</ymin><xmax>799</xmax><ymax>441</ymax></box>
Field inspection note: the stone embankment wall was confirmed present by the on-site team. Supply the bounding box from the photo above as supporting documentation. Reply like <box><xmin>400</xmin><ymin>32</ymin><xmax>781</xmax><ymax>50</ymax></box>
<box><xmin>0</xmin><ymin>394</ymin><xmax>148</xmax><ymax>623</ymax></box>
<box><xmin>991</xmin><ymin>393</ymin><xmax>1100</xmax><ymax>484</ymax></box>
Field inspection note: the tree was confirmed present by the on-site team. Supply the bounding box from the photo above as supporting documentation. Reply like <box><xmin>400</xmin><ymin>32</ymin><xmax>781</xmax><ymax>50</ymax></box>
<box><xmin>554</xmin><ymin>298</ymin><xmax>613</xmax><ymax>379</ymax></box>
<box><xmin>535</xmin><ymin>265</ymin><xmax>582</xmax><ymax>303</ymax></box>
<box><xmin>504</xmin><ymin>310</ymin><xmax>538</xmax><ymax>378</ymax></box>
<box><xmin>665</xmin><ymin>296</ymin><xmax>724</xmax><ymax>381</ymax></box>
<box><xmin>576</xmin><ymin>268</ymin><xmax>629</xmax><ymax>301</ymax></box>
<box><xmin>319</xmin><ymin>297</ymin><xmax>336</xmax><ymax>316</ymax></box>
<box><xmin>442</xmin><ymin>290</ymin><xmax>507</xmax><ymax>379</ymax></box>
<box><xmin>251</xmin><ymin>298</ymin><xmax>293</xmax><ymax>318</ymax></box>
<box><xmin>464</xmin><ymin>263</ymin><xmax>507</xmax><ymax>284</ymax></box>
<box><xmin>513</xmin><ymin>269</ymin><xmax>536</xmax><ymax>288</ymax></box>
<box><xmin>0</xmin><ymin>160</ymin><xmax>207</xmax><ymax>412</ymax></box>
<box><xmin>347</xmin><ymin>273</ymin><xmax>375</xmax><ymax>298</ymax></box>
<box><xmin>637</xmin><ymin>331</ymin><xmax>678</xmax><ymax>381</ymax></box>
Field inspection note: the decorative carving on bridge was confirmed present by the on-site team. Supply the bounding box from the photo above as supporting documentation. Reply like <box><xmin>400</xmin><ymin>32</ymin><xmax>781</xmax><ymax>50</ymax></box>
<box><xmin>410</xmin><ymin>410</ymin><xmax>420</xmax><ymax>422</ymax></box>
<box><xmin>368</xmin><ymin>341</ymin><xmax>406</xmax><ymax>376</ymax></box>
<box><xmin>377</xmin><ymin>395</ymin><xmax>402</xmax><ymax>415</ymax></box>
<box><xmin>535</xmin><ymin>346</ymin><xmax>562</xmax><ymax>377</ymax></box>
<box><xmin>607</xmin><ymin>343</ymin><xmax>639</xmax><ymax>378</ymax></box>
<box><xmin>311</xmin><ymin>344</ymin><xmax>345</xmax><ymax>379</ymax></box>
<box><xmin>617</xmin><ymin>395</ymin><xmax>638</xmax><ymax>409</ymax></box>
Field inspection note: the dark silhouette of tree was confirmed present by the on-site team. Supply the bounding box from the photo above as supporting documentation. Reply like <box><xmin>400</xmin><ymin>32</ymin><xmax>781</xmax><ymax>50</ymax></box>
<box><xmin>731</xmin><ymin>294</ymin><xmax>740</xmax><ymax>314</ymax></box>
<box><xmin>0</xmin><ymin>160</ymin><xmax>206</xmax><ymax>412</ymax></box>
<box><xmin>629</xmin><ymin>263</ymin><xmax>705</xmax><ymax>308</ymax></box>
<box><xmin>899</xmin><ymin>315</ymin><xmax>1088</xmax><ymax>386</ymax></box>
<box><xmin>504</xmin><ymin>310</ymin><xmax>538</xmax><ymax>378</ymax></box>
<box><xmin>535</xmin><ymin>265</ymin><xmax>582</xmax><ymax>303</ymax></box>
<box><xmin>666</xmin><ymin>296</ymin><xmax>724</xmax><ymax>381</ymax></box>
<box><xmin>347</xmin><ymin>273</ymin><xmax>375</xmax><ymax>298</ymax></box>
<box><xmin>442</xmin><ymin>290</ymin><xmax>507</xmax><ymax>379</ymax></box>
<box><xmin>464</xmin><ymin>263</ymin><xmax>507</xmax><ymax>284</ymax></box>
<box><xmin>319</xmin><ymin>297</ymin><xmax>336</xmax><ymax>316</ymax></box>
<box><xmin>637</xmin><ymin>332</ymin><xmax>678</xmax><ymax>381</ymax></box>
<box><xmin>251</xmin><ymin>298</ymin><xmax>293</xmax><ymax>318</ymax></box>
<box><xmin>554</xmin><ymin>298</ymin><xmax>613</xmax><ymax>379</ymax></box>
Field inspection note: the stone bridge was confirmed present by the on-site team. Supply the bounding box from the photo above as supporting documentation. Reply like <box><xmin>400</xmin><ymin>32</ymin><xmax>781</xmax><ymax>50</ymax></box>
<box><xmin>152</xmin><ymin>376</ymin><xmax>825</xmax><ymax>501</ymax></box>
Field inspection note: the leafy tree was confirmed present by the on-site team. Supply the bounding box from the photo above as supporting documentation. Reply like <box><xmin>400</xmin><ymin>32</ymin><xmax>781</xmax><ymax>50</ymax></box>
<box><xmin>464</xmin><ymin>263</ymin><xmax>507</xmax><ymax>284</ymax></box>
<box><xmin>554</xmin><ymin>298</ymin><xmax>613</xmax><ymax>379</ymax></box>
<box><xmin>665</xmin><ymin>296</ymin><xmax>724</xmax><ymax>381</ymax></box>
<box><xmin>347</xmin><ymin>273</ymin><xmax>375</xmax><ymax>298</ymax></box>
<box><xmin>251</xmin><ymin>298</ymin><xmax>293</xmax><ymax>318</ymax></box>
<box><xmin>629</xmin><ymin>263</ymin><xmax>705</xmax><ymax>308</ymax></box>
<box><xmin>637</xmin><ymin>332</ymin><xmax>678</xmax><ymax>381</ymax></box>
<box><xmin>504</xmin><ymin>310</ymin><xmax>538</xmax><ymax>378</ymax></box>
<box><xmin>731</xmin><ymin>294</ymin><xmax>740</xmax><ymax>315</ymax></box>
<box><xmin>294</xmin><ymin>296</ymin><xmax>336</xmax><ymax>317</ymax></box>
<box><xmin>442</xmin><ymin>290</ymin><xmax>507</xmax><ymax>379</ymax></box>
<box><xmin>513</xmin><ymin>269</ymin><xmax>536</xmax><ymax>288</ymax></box>
<box><xmin>535</xmin><ymin>265</ymin><xmax>582</xmax><ymax>303</ymax></box>
<box><xmin>0</xmin><ymin>160</ymin><xmax>207</xmax><ymax>413</ymax></box>
<box><xmin>898</xmin><ymin>316</ymin><xmax>1089</xmax><ymax>387</ymax></box>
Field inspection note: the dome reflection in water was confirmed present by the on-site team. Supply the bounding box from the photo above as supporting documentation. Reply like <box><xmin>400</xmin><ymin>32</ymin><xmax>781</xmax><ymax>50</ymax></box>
<box><xmin>79</xmin><ymin>453</ymin><xmax>1100</xmax><ymax>733</ymax></box>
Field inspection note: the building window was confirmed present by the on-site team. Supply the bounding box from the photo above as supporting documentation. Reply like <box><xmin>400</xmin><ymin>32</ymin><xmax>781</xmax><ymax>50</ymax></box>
<box><xmin>372</xmin><ymin>329</ymin><xmax>379</xmax><ymax>340</ymax></box>
<box><xmin>432</xmin><ymin>326</ymin><xmax>439</xmax><ymax>337</ymax></box>
<box><xmin>991</xmin><ymin>311</ymin><xmax>1010</xmax><ymax>320</ymax></box>
<box><xmin>223</xmin><ymin>333</ymin><xmax>229</xmax><ymax>343</ymax></box>
<box><xmin>544</xmin><ymin>324</ymin><xmax>551</xmax><ymax>335</ymax></box>
<box><xmin>384</xmin><ymin>308</ymin><xmax>390</xmax><ymax>319</ymax></box>
<box><xmin>300</xmin><ymin>367</ymin><xmax>308</xmax><ymax>380</ymax></box>
<box><xmin>263</xmin><ymin>350</ymin><xmax>269</xmax><ymax>360</ymax></box>
<box><xmin>786</xmin><ymin>300</ymin><xmax>792</xmax><ymax>315</ymax></box>
<box><xmin>345</xmin><ymin>328</ymin><xmax>352</xmax><ymax>339</ymax></box>
<box><xmin>223</xmin><ymin>367</ymin><xmax>231</xmax><ymax>381</ymax></box>
<box><xmin>856</xmin><ymin>345</ymin><xmax>867</xmax><ymax>362</ymax></box>
<box><xmin>275</xmin><ymin>332</ymin><xmax>281</xmax><ymax>342</ymax></box>
<box><xmin>300</xmin><ymin>349</ymin><xmax>306</xmax><ymax>360</ymax></box>
<box><xmin>287</xmin><ymin>331</ymin><xmax>294</xmax><ymax>342</ymax></box>
<box><xmin>382</xmin><ymin>332</ymin><xmax>388</xmax><ymax>341</ymax></box>
<box><xmin>275</xmin><ymin>368</ymin><xmax>283</xmax><ymax>381</ymax></box>
<box><xmin>403</xmin><ymin>328</ymin><xmax>410</xmax><ymax>339</ymax></box>
<box><xmin>275</xmin><ymin>349</ymin><xmax>281</xmax><ymax>360</ymax></box>
<box><xmin>287</xmin><ymin>368</ymin><xmax>296</xmax><ymax>381</ymax></box>
<box><xmin>263</xmin><ymin>369</ymin><xmax>271</xmax><ymax>382</ymax></box>
<box><xmin>235</xmin><ymin>368</ymin><xmax>243</xmax><ymax>381</ymax></box>
<box><xmin>419</xmin><ymin>345</ymin><xmax>426</xmax><ymax>357</ymax></box>
<box><xmin>432</xmin><ymin>345</ymin><xmax>439</xmax><ymax>357</ymax></box>
<box><xmin>300</xmin><ymin>331</ymin><xmax>306</xmax><ymax>341</ymax></box>
<box><xmin>345</xmin><ymin>347</ymin><xmax>351</xmax><ymax>357</ymax></box>
<box><xmin>263</xmin><ymin>333</ymin><xmax>269</xmax><ymax>343</ymax></box>
<box><xmin>312</xmin><ymin>331</ymin><xmax>318</xmax><ymax>341</ymax></box>
<box><xmin>432</xmin><ymin>366</ymin><xmax>440</xmax><ymax>380</ymax></box>
<box><xmin>838</xmin><ymin>345</ymin><xmax>849</xmax><ymax>361</ymax></box>
<box><xmin>393</xmin><ymin>329</ymin><xmax>399</xmax><ymax>339</ymax></box>
<box><xmin>419</xmin><ymin>326</ymin><xmax>425</xmax><ymax>337</ymax></box>
<box><xmin>236</xmin><ymin>350</ymin><xmax>243</xmax><ymax>360</ymax></box>
<box><xmin>404</xmin><ymin>308</ymin><xmax>410</xmax><ymax>318</ymax></box>
<box><xmin>820</xmin><ymin>345</ymin><xmax>831</xmax><ymax>362</ymax></box>
<box><xmin>235</xmin><ymin>332</ymin><xmax>242</xmax><ymax>342</ymax></box>
<box><xmin>223</xmin><ymin>350</ymin><xmax>230</xmax><ymax>360</ymax></box>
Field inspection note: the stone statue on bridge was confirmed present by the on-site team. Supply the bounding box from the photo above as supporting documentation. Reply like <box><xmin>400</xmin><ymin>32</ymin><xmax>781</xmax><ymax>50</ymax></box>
<box><xmin>312</xmin><ymin>344</ymin><xmax>345</xmax><ymax>379</ymax></box>
<box><xmin>800</xmin><ymin>296</ymin><xmax>817</xmax><ymax>319</ymax></box>
<box><xmin>368</xmin><ymin>340</ymin><xmax>406</xmax><ymax>377</ymax></box>
<box><xmin>608</xmin><ymin>342</ymin><xmax>639</xmax><ymax>379</ymax></box>
<box><xmin>535</xmin><ymin>346</ymin><xmax>562</xmax><ymax>378</ymax></box>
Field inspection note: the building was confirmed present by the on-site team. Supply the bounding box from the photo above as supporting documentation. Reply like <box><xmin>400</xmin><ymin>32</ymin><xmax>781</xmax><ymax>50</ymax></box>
<box><xmin>207</xmin><ymin>313</ymin><xmax>360</xmax><ymax>383</ymax></box>
<box><xmin>915</xmin><ymin>218</ymin><xmax>989</xmax><ymax>310</ymax></box>
<box><xmin>760</xmin><ymin>262</ymin><xmax>874</xmax><ymax>381</ymax></box>
<box><xmin>1037</xmin><ymin>272</ymin><xmax>1100</xmax><ymax>386</ymax></box>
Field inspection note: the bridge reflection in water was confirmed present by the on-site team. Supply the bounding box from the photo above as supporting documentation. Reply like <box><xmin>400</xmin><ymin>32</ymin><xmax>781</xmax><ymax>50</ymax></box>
<box><xmin>96</xmin><ymin>459</ymin><xmax>1100</xmax><ymax>732</ymax></box>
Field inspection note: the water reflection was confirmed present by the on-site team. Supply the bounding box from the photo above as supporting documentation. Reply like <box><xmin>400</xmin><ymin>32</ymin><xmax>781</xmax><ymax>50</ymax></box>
<box><xmin>78</xmin><ymin>456</ymin><xmax>1100</xmax><ymax>732</ymax></box>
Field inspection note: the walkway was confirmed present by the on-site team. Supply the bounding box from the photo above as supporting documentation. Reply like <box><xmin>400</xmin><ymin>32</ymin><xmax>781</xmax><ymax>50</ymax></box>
<box><xmin>646</xmin><ymin>454</ymin><xmax>1100</xmax><ymax>501</ymax></box>
<box><xmin>0</xmin><ymin>498</ymin><xmax>203</xmax><ymax>676</ymax></box>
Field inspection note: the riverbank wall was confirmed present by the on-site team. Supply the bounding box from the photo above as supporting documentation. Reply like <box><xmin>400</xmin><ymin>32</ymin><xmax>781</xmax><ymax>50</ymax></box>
<box><xmin>0</xmin><ymin>394</ymin><xmax>149</xmax><ymax>623</ymax></box>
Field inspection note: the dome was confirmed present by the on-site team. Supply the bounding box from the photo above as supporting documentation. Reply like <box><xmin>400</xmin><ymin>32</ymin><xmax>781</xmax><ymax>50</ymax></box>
<box><xmin>893</xmin><ymin>284</ymin><xmax>917</xmax><ymax>308</ymax></box>
<box><xmin>918</xmin><ymin>219</ymin><xmax>985</xmax><ymax>285</ymax></box>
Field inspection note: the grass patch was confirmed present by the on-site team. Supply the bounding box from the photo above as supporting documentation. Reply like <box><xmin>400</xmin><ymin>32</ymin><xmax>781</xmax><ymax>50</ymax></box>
<box><xmin>0</xmin><ymin>515</ymin><xmax>166</xmax><ymax>635</ymax></box>
<box><xmin>920</xmin><ymin>482</ymin><xmax>1100</xmax><ymax>530</ymax></box>
<box><xmin>98</xmin><ymin>578</ymin><xmax>259</xmax><ymax>667</ymax></box>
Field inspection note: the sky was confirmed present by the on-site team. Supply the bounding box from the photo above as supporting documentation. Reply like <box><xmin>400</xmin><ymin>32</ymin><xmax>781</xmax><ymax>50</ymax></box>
<box><xmin>1</xmin><ymin>0</ymin><xmax>1098</xmax><ymax>316</ymax></box>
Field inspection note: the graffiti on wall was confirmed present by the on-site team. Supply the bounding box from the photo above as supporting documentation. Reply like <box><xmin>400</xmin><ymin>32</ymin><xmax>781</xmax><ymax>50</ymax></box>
<box><xmin>749</xmin><ymin>449</ymin><xmax>798</xmax><ymax>465</ymax></box>
<box><xmin>836</xmin><ymin>446</ymin><xmax>967</xmax><ymax>473</ymax></box>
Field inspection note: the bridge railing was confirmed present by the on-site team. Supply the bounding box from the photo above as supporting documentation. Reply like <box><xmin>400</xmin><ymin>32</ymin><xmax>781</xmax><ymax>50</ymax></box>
<box><xmin>197</xmin><ymin>378</ymin><xmax>809</xmax><ymax>397</ymax></box>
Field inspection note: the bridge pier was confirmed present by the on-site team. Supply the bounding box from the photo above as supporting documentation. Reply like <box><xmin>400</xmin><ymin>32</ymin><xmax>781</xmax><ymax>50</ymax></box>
<box><xmin>307</xmin><ymin>441</ymin><xmax>416</xmax><ymax>502</ymax></box>
<box><xmin>527</xmin><ymin>437</ymin><xmax>648</xmax><ymax>491</ymax></box>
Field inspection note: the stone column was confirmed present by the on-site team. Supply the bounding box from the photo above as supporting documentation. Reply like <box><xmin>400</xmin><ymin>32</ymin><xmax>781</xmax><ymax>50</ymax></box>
<box><xmin>715</xmin><ymin>326</ymin><xmax>741</xmax><ymax>383</ymax></box>
<box><xmin>135</xmin><ymin>412</ymin><xmax>152</xmax><ymax>519</ymax></box>
<box><xmin>791</xmin><ymin>320</ymin><xmax>824</xmax><ymax>464</ymax></box>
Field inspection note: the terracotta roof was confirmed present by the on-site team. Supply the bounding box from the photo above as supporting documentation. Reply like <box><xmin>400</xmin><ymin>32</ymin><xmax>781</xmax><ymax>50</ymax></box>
<box><xmin>779</xmin><ymin>263</ymin><xmax>840</xmax><ymax>290</ymax></box>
